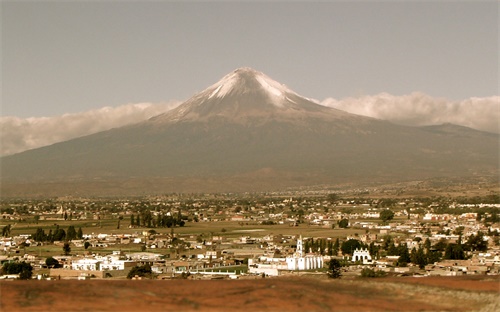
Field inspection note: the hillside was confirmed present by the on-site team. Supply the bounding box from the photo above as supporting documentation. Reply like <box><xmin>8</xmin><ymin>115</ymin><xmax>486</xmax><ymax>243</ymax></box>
<box><xmin>1</xmin><ymin>275</ymin><xmax>499</xmax><ymax>311</ymax></box>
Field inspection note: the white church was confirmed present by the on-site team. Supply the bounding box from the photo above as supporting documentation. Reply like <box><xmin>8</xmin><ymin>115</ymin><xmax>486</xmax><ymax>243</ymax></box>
<box><xmin>248</xmin><ymin>235</ymin><xmax>324</xmax><ymax>276</ymax></box>
<box><xmin>285</xmin><ymin>235</ymin><xmax>324</xmax><ymax>270</ymax></box>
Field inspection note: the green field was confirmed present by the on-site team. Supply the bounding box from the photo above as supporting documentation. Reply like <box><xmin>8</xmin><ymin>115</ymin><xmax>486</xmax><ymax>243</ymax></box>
<box><xmin>3</xmin><ymin>217</ymin><xmax>383</xmax><ymax>239</ymax></box>
<box><xmin>1</xmin><ymin>215</ymin><xmax>388</xmax><ymax>260</ymax></box>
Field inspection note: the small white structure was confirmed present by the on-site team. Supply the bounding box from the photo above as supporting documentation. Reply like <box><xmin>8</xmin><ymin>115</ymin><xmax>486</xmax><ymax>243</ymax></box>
<box><xmin>72</xmin><ymin>258</ymin><xmax>100</xmax><ymax>271</ymax></box>
<box><xmin>72</xmin><ymin>252</ymin><xmax>136</xmax><ymax>271</ymax></box>
<box><xmin>351</xmin><ymin>248</ymin><xmax>372</xmax><ymax>264</ymax></box>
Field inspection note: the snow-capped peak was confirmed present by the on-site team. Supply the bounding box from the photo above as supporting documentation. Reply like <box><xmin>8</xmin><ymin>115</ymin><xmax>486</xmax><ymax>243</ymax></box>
<box><xmin>151</xmin><ymin>67</ymin><xmax>334</xmax><ymax>123</ymax></box>
<box><xmin>207</xmin><ymin>67</ymin><xmax>297</xmax><ymax>106</ymax></box>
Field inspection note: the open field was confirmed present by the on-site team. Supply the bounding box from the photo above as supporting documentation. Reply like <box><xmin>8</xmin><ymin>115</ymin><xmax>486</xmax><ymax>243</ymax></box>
<box><xmin>6</xmin><ymin>218</ymin><xmax>375</xmax><ymax>239</ymax></box>
<box><xmin>1</xmin><ymin>275</ymin><xmax>499</xmax><ymax>311</ymax></box>
<box><xmin>5</xmin><ymin>218</ymin><xmax>377</xmax><ymax>258</ymax></box>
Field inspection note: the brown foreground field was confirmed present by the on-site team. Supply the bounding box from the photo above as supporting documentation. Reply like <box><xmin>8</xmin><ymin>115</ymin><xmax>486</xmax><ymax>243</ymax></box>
<box><xmin>1</xmin><ymin>275</ymin><xmax>499</xmax><ymax>312</ymax></box>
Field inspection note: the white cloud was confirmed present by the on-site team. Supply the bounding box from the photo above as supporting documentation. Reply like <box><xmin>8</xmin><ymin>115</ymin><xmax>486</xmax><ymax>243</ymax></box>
<box><xmin>0</xmin><ymin>101</ymin><xmax>180</xmax><ymax>156</ymax></box>
<box><xmin>2</xmin><ymin>93</ymin><xmax>498</xmax><ymax>157</ymax></box>
<box><xmin>321</xmin><ymin>92</ymin><xmax>499</xmax><ymax>133</ymax></box>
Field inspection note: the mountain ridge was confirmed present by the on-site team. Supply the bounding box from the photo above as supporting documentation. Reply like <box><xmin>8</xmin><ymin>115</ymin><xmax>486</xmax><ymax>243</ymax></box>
<box><xmin>1</xmin><ymin>67</ymin><xmax>498</xmax><ymax>196</ymax></box>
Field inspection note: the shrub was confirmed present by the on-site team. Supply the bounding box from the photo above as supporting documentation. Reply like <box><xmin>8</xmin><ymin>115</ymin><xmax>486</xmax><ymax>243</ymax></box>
<box><xmin>360</xmin><ymin>267</ymin><xmax>387</xmax><ymax>278</ymax></box>
<box><xmin>1</xmin><ymin>262</ymin><xmax>33</xmax><ymax>280</ymax></box>
<box><xmin>127</xmin><ymin>264</ymin><xmax>152</xmax><ymax>279</ymax></box>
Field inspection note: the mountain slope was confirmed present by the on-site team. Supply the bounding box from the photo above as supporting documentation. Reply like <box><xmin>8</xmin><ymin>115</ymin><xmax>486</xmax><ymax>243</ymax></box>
<box><xmin>1</xmin><ymin>68</ymin><xmax>498</xmax><ymax>195</ymax></box>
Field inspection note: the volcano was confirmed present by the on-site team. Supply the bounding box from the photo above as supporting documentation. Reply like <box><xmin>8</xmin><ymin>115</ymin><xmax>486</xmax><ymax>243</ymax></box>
<box><xmin>1</xmin><ymin>68</ymin><xmax>498</xmax><ymax>196</ymax></box>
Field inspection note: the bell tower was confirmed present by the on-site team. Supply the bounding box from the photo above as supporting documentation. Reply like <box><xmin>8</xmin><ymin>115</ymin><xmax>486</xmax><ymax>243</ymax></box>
<box><xmin>296</xmin><ymin>235</ymin><xmax>304</xmax><ymax>257</ymax></box>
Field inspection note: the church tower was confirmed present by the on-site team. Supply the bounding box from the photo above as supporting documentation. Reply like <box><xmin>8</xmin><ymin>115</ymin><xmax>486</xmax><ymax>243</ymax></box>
<box><xmin>296</xmin><ymin>235</ymin><xmax>304</xmax><ymax>257</ymax></box>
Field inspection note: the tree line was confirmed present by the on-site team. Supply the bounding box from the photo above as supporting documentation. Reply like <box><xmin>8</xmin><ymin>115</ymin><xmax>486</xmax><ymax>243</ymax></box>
<box><xmin>129</xmin><ymin>210</ymin><xmax>186</xmax><ymax>228</ymax></box>
<box><xmin>31</xmin><ymin>225</ymin><xmax>83</xmax><ymax>242</ymax></box>
<box><xmin>309</xmin><ymin>231</ymin><xmax>489</xmax><ymax>269</ymax></box>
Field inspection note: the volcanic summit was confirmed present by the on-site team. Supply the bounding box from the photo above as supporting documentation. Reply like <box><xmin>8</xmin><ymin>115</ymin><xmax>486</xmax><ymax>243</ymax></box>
<box><xmin>151</xmin><ymin>67</ymin><xmax>351</xmax><ymax>123</ymax></box>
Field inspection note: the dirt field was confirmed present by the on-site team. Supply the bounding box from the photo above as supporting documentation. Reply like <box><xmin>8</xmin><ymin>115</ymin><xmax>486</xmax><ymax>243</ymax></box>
<box><xmin>1</xmin><ymin>275</ymin><xmax>499</xmax><ymax>312</ymax></box>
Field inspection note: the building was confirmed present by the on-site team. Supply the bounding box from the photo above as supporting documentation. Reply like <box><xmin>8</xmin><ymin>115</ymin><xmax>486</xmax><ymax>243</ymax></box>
<box><xmin>248</xmin><ymin>235</ymin><xmax>324</xmax><ymax>276</ymax></box>
<box><xmin>351</xmin><ymin>248</ymin><xmax>372</xmax><ymax>264</ymax></box>
<box><xmin>285</xmin><ymin>235</ymin><xmax>324</xmax><ymax>270</ymax></box>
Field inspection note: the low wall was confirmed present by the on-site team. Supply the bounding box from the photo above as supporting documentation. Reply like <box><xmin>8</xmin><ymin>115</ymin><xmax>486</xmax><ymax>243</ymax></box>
<box><xmin>49</xmin><ymin>268</ymin><xmax>131</xmax><ymax>279</ymax></box>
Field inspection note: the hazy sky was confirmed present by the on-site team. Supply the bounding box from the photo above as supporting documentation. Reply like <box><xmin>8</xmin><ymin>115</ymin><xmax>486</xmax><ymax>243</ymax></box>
<box><xmin>2</xmin><ymin>0</ymin><xmax>498</xmax><ymax>118</ymax></box>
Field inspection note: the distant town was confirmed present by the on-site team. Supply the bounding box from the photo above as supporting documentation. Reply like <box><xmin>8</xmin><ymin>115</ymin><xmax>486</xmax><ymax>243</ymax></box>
<box><xmin>1</xmin><ymin>190</ymin><xmax>499</xmax><ymax>281</ymax></box>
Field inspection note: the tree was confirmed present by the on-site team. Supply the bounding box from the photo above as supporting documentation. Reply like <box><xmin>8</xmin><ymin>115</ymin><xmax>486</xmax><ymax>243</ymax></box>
<box><xmin>465</xmin><ymin>231</ymin><xmax>488</xmax><ymax>252</ymax></box>
<box><xmin>341</xmin><ymin>239</ymin><xmax>363</xmax><ymax>255</ymax></box>
<box><xmin>32</xmin><ymin>228</ymin><xmax>47</xmax><ymax>242</ymax></box>
<box><xmin>410</xmin><ymin>247</ymin><xmax>427</xmax><ymax>269</ymax></box>
<box><xmin>444</xmin><ymin>243</ymin><xmax>465</xmax><ymax>260</ymax></box>
<box><xmin>2</xmin><ymin>224</ymin><xmax>11</xmax><ymax>237</ymax></box>
<box><xmin>1</xmin><ymin>262</ymin><xmax>33</xmax><ymax>280</ymax></box>
<box><xmin>424</xmin><ymin>238</ymin><xmax>432</xmax><ymax>252</ymax></box>
<box><xmin>426</xmin><ymin>250</ymin><xmax>441</xmax><ymax>264</ymax></box>
<box><xmin>127</xmin><ymin>264</ymin><xmax>152</xmax><ymax>279</ymax></box>
<box><xmin>130</xmin><ymin>214</ymin><xmax>135</xmax><ymax>227</ymax></box>
<box><xmin>368</xmin><ymin>242</ymin><xmax>380</xmax><ymax>259</ymax></box>
<box><xmin>77</xmin><ymin>227</ymin><xmax>83</xmax><ymax>239</ymax></box>
<box><xmin>379</xmin><ymin>210</ymin><xmax>395</xmax><ymax>223</ymax></box>
<box><xmin>327</xmin><ymin>193</ymin><xmax>338</xmax><ymax>203</ymax></box>
<box><xmin>53</xmin><ymin>226</ymin><xmax>66</xmax><ymax>241</ymax></box>
<box><xmin>327</xmin><ymin>259</ymin><xmax>342</xmax><ymax>278</ymax></box>
<box><xmin>84</xmin><ymin>241</ymin><xmax>91</xmax><ymax>250</ymax></box>
<box><xmin>66</xmin><ymin>226</ymin><xmax>77</xmax><ymax>241</ymax></box>
<box><xmin>338</xmin><ymin>219</ymin><xmax>349</xmax><ymax>228</ymax></box>
<box><xmin>433</xmin><ymin>238</ymin><xmax>448</xmax><ymax>252</ymax></box>
<box><xmin>45</xmin><ymin>257</ymin><xmax>60</xmax><ymax>268</ymax></box>
<box><xmin>63</xmin><ymin>242</ymin><xmax>71</xmax><ymax>256</ymax></box>
<box><xmin>332</xmin><ymin>238</ymin><xmax>340</xmax><ymax>256</ymax></box>
<box><xmin>396</xmin><ymin>243</ymin><xmax>411</xmax><ymax>266</ymax></box>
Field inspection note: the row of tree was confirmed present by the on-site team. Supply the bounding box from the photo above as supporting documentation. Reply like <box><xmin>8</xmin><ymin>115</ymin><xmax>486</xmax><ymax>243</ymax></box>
<box><xmin>311</xmin><ymin>231</ymin><xmax>488</xmax><ymax>269</ymax></box>
<box><xmin>130</xmin><ymin>211</ymin><xmax>186</xmax><ymax>228</ymax></box>
<box><xmin>31</xmin><ymin>225</ymin><xmax>83</xmax><ymax>242</ymax></box>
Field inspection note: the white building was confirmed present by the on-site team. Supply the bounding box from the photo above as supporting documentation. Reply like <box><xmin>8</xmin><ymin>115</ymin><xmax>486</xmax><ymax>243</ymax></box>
<box><xmin>71</xmin><ymin>258</ymin><xmax>100</xmax><ymax>271</ymax></box>
<box><xmin>351</xmin><ymin>248</ymin><xmax>372</xmax><ymax>264</ymax></box>
<box><xmin>285</xmin><ymin>235</ymin><xmax>324</xmax><ymax>270</ymax></box>
<box><xmin>71</xmin><ymin>252</ymin><xmax>136</xmax><ymax>271</ymax></box>
<box><xmin>248</xmin><ymin>235</ymin><xmax>324</xmax><ymax>276</ymax></box>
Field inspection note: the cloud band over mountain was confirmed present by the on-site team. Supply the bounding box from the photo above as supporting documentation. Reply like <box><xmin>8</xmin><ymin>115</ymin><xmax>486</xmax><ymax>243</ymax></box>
<box><xmin>1</xmin><ymin>93</ymin><xmax>498</xmax><ymax>156</ymax></box>
<box><xmin>321</xmin><ymin>93</ymin><xmax>499</xmax><ymax>134</ymax></box>
<box><xmin>1</xmin><ymin>101</ymin><xmax>180</xmax><ymax>156</ymax></box>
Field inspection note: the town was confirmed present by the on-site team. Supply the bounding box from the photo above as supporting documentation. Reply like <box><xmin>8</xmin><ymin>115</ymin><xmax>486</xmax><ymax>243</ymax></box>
<box><xmin>1</xmin><ymin>192</ymin><xmax>499</xmax><ymax>280</ymax></box>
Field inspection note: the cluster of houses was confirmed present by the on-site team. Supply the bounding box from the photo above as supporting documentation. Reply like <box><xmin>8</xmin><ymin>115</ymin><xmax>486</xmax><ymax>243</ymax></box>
<box><xmin>1</xmin><ymin>222</ymin><xmax>499</xmax><ymax>280</ymax></box>
<box><xmin>1</xmin><ymin>196</ymin><xmax>499</xmax><ymax>279</ymax></box>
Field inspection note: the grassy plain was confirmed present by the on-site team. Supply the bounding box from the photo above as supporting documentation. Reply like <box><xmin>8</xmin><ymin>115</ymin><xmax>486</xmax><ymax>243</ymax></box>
<box><xmin>5</xmin><ymin>217</ymin><xmax>384</xmax><ymax>239</ymax></box>
<box><xmin>3</xmin><ymin>216</ymin><xmax>394</xmax><ymax>258</ymax></box>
